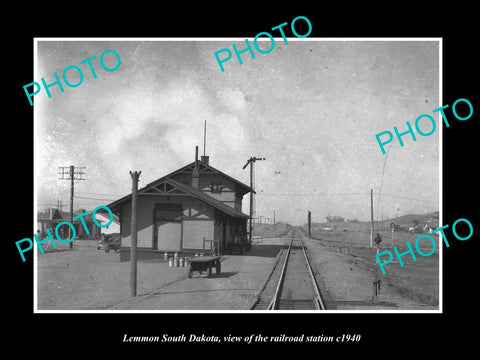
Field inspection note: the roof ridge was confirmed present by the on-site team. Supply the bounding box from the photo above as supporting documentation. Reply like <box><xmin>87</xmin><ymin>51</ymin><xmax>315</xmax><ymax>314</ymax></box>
<box><xmin>142</xmin><ymin>161</ymin><xmax>252</xmax><ymax>193</ymax></box>
<box><xmin>164</xmin><ymin>178</ymin><xmax>249</xmax><ymax>218</ymax></box>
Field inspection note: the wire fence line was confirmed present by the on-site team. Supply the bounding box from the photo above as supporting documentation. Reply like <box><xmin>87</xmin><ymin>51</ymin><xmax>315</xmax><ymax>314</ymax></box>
<box><xmin>257</xmin><ymin>192</ymin><xmax>437</xmax><ymax>204</ymax></box>
<box><xmin>37</xmin><ymin>190</ymin><xmax>438</xmax><ymax>209</ymax></box>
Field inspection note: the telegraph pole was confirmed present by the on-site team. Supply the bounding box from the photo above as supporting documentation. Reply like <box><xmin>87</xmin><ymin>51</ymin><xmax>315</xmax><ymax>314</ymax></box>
<box><xmin>242</xmin><ymin>156</ymin><xmax>265</xmax><ymax>245</ymax></box>
<box><xmin>70</xmin><ymin>166</ymin><xmax>74</xmax><ymax>247</ymax></box>
<box><xmin>308</xmin><ymin>210</ymin><xmax>312</xmax><ymax>238</ymax></box>
<box><xmin>58</xmin><ymin>165</ymin><xmax>85</xmax><ymax>249</ymax></box>
<box><xmin>129</xmin><ymin>170</ymin><xmax>141</xmax><ymax>297</ymax></box>
<box><xmin>370</xmin><ymin>189</ymin><xmax>374</xmax><ymax>247</ymax></box>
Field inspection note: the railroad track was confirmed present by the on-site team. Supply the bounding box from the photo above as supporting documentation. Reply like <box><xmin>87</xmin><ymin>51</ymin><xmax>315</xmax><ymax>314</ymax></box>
<box><xmin>252</xmin><ymin>229</ymin><xmax>326</xmax><ymax>310</ymax></box>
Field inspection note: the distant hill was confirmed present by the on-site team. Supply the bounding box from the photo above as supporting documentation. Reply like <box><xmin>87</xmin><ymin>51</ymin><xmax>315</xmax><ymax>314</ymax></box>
<box><xmin>384</xmin><ymin>212</ymin><xmax>439</xmax><ymax>226</ymax></box>
<box><xmin>308</xmin><ymin>211</ymin><xmax>439</xmax><ymax>229</ymax></box>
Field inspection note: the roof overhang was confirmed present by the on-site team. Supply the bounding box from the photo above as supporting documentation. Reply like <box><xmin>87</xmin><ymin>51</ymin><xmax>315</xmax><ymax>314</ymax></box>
<box><xmin>107</xmin><ymin>177</ymin><xmax>249</xmax><ymax>219</ymax></box>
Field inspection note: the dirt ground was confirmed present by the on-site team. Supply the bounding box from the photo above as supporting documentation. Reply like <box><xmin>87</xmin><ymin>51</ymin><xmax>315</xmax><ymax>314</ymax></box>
<box><xmin>300</xmin><ymin>228</ymin><xmax>439</xmax><ymax>310</ymax></box>
<box><xmin>36</xmin><ymin>239</ymin><xmax>283</xmax><ymax>311</ymax></box>
<box><xmin>36</xmin><ymin>228</ymin><xmax>439</xmax><ymax>311</ymax></box>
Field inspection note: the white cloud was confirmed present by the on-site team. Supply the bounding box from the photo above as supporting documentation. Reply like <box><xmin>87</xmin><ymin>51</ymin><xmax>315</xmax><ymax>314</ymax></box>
<box><xmin>216</xmin><ymin>88</ymin><xmax>247</xmax><ymax>112</ymax></box>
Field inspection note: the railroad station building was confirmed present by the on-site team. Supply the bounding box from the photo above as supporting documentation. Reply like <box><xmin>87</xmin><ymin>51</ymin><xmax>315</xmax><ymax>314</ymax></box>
<box><xmin>107</xmin><ymin>148</ymin><xmax>252</xmax><ymax>261</ymax></box>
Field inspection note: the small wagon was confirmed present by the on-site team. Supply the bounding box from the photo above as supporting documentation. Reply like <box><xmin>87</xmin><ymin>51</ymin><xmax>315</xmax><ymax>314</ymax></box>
<box><xmin>187</xmin><ymin>256</ymin><xmax>222</xmax><ymax>278</ymax></box>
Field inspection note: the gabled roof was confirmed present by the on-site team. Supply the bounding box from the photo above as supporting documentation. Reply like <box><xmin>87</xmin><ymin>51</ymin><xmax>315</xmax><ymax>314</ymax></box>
<box><xmin>37</xmin><ymin>208</ymin><xmax>69</xmax><ymax>221</ymax></box>
<box><xmin>107</xmin><ymin>177</ymin><xmax>249</xmax><ymax>219</ymax></box>
<box><xmin>37</xmin><ymin>212</ymin><xmax>53</xmax><ymax>221</ymax></box>
<box><xmin>144</xmin><ymin>161</ymin><xmax>253</xmax><ymax>196</ymax></box>
<box><xmin>167</xmin><ymin>178</ymin><xmax>248</xmax><ymax>218</ymax></box>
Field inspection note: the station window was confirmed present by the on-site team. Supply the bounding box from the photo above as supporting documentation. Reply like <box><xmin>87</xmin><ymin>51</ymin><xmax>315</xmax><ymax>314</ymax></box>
<box><xmin>210</xmin><ymin>181</ymin><xmax>223</xmax><ymax>193</ymax></box>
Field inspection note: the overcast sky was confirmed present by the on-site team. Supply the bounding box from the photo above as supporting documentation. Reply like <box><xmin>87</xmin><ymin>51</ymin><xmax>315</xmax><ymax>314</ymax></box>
<box><xmin>35</xmin><ymin>39</ymin><xmax>440</xmax><ymax>225</ymax></box>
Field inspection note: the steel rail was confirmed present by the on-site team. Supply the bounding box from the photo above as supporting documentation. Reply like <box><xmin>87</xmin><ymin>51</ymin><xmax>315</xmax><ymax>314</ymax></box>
<box><xmin>266</xmin><ymin>234</ymin><xmax>294</xmax><ymax>310</ymax></box>
<box><xmin>299</xmin><ymin>235</ymin><xmax>327</xmax><ymax>310</ymax></box>
<box><xmin>266</xmin><ymin>228</ymin><xmax>326</xmax><ymax>310</ymax></box>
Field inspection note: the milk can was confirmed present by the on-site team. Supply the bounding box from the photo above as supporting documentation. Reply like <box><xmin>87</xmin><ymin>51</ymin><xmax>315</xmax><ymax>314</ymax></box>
<box><xmin>179</xmin><ymin>257</ymin><xmax>185</xmax><ymax>267</ymax></box>
<box><xmin>174</xmin><ymin>258</ymin><xmax>179</xmax><ymax>267</ymax></box>
<box><xmin>168</xmin><ymin>257</ymin><xmax>174</xmax><ymax>267</ymax></box>
<box><xmin>164</xmin><ymin>252</ymin><xmax>169</xmax><ymax>261</ymax></box>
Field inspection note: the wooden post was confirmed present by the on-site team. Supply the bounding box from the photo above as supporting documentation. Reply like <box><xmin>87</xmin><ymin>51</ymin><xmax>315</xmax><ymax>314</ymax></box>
<box><xmin>370</xmin><ymin>189</ymin><xmax>374</xmax><ymax>247</ymax></box>
<box><xmin>371</xmin><ymin>244</ymin><xmax>380</xmax><ymax>302</ymax></box>
<box><xmin>308</xmin><ymin>210</ymin><xmax>311</xmax><ymax>238</ymax></box>
<box><xmin>58</xmin><ymin>165</ymin><xmax>84</xmax><ymax>247</ymax></box>
<box><xmin>249</xmin><ymin>159</ymin><xmax>253</xmax><ymax>245</ymax></box>
<box><xmin>243</xmin><ymin>157</ymin><xmax>265</xmax><ymax>246</ymax></box>
<box><xmin>69</xmin><ymin>165</ymin><xmax>74</xmax><ymax>249</ymax></box>
<box><xmin>129</xmin><ymin>170</ymin><xmax>141</xmax><ymax>297</ymax></box>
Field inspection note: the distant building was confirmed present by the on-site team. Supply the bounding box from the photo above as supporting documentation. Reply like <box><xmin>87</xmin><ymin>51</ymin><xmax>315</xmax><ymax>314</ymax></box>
<box><xmin>37</xmin><ymin>208</ymin><xmax>102</xmax><ymax>241</ymax></box>
<box><xmin>107</xmin><ymin>149</ymin><xmax>252</xmax><ymax>261</ymax></box>
<box><xmin>389</xmin><ymin>222</ymin><xmax>401</xmax><ymax>230</ymax></box>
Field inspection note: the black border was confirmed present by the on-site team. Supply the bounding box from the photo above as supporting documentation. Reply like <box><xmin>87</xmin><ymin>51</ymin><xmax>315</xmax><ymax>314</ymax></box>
<box><xmin>6</xmin><ymin>5</ymin><xmax>478</xmax><ymax>353</ymax></box>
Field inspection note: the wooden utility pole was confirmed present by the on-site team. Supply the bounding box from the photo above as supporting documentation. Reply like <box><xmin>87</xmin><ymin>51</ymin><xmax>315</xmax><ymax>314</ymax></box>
<box><xmin>373</xmin><ymin>232</ymin><xmax>382</xmax><ymax>302</ymax></box>
<box><xmin>129</xmin><ymin>170</ymin><xmax>141</xmax><ymax>297</ymax></box>
<box><xmin>370</xmin><ymin>189</ymin><xmax>374</xmax><ymax>247</ymax></box>
<box><xmin>243</xmin><ymin>157</ymin><xmax>265</xmax><ymax>245</ymax></box>
<box><xmin>273</xmin><ymin>210</ymin><xmax>276</xmax><ymax>232</ymax></box>
<box><xmin>58</xmin><ymin>165</ymin><xmax>85</xmax><ymax>249</ymax></box>
<box><xmin>308</xmin><ymin>210</ymin><xmax>312</xmax><ymax>238</ymax></box>
<box><xmin>69</xmin><ymin>166</ymin><xmax>74</xmax><ymax>248</ymax></box>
